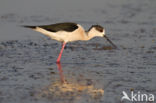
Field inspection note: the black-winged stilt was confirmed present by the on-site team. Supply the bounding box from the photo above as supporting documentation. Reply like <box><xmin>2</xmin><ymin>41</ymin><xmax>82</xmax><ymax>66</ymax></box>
<box><xmin>23</xmin><ymin>22</ymin><xmax>117</xmax><ymax>63</ymax></box>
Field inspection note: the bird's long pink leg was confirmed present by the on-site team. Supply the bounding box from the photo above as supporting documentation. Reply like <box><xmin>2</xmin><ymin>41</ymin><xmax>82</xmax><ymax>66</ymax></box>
<box><xmin>56</xmin><ymin>42</ymin><xmax>66</xmax><ymax>63</ymax></box>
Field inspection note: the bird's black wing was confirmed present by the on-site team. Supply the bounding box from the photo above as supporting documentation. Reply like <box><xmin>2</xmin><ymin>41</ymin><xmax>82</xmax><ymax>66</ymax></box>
<box><xmin>38</xmin><ymin>22</ymin><xmax>78</xmax><ymax>32</ymax></box>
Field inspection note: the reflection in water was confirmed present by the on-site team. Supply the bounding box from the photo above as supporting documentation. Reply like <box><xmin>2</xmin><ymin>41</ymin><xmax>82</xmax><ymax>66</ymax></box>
<box><xmin>37</xmin><ymin>63</ymin><xmax>104</xmax><ymax>102</ymax></box>
<box><xmin>57</xmin><ymin>63</ymin><xmax>65</xmax><ymax>83</ymax></box>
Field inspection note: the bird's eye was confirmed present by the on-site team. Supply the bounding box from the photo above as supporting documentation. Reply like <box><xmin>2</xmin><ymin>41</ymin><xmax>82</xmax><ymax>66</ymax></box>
<box><xmin>96</xmin><ymin>27</ymin><xmax>103</xmax><ymax>32</ymax></box>
<box><xmin>97</xmin><ymin>28</ymin><xmax>103</xmax><ymax>32</ymax></box>
<box><xmin>99</xmin><ymin>29</ymin><xmax>103</xmax><ymax>32</ymax></box>
<box><xmin>94</xmin><ymin>25</ymin><xmax>103</xmax><ymax>32</ymax></box>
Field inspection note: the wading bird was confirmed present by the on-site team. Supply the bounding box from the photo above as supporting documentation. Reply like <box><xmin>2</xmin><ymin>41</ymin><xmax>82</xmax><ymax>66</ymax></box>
<box><xmin>23</xmin><ymin>22</ymin><xmax>117</xmax><ymax>63</ymax></box>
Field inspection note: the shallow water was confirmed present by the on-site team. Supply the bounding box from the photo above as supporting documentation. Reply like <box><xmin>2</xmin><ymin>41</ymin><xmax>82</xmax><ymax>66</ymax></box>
<box><xmin>0</xmin><ymin>0</ymin><xmax>156</xmax><ymax>103</ymax></box>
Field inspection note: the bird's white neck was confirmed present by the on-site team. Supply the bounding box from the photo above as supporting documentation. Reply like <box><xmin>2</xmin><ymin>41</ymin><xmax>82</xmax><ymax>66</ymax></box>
<box><xmin>76</xmin><ymin>24</ymin><xmax>98</xmax><ymax>41</ymax></box>
<box><xmin>87</xmin><ymin>32</ymin><xmax>95</xmax><ymax>40</ymax></box>
<box><xmin>83</xmin><ymin>30</ymin><xmax>97</xmax><ymax>41</ymax></box>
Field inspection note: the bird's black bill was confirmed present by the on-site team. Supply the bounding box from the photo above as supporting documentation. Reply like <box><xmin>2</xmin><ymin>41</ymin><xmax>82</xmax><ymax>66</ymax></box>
<box><xmin>103</xmin><ymin>35</ymin><xmax>117</xmax><ymax>49</ymax></box>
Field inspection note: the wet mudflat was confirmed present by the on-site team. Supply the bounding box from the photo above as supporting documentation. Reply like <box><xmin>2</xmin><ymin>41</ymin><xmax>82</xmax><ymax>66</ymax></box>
<box><xmin>0</xmin><ymin>39</ymin><xmax>156</xmax><ymax>103</ymax></box>
<box><xmin>0</xmin><ymin>0</ymin><xmax>156</xmax><ymax>103</ymax></box>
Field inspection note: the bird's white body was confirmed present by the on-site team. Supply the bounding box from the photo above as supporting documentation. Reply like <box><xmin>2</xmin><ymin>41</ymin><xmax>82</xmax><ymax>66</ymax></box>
<box><xmin>34</xmin><ymin>24</ymin><xmax>104</xmax><ymax>43</ymax></box>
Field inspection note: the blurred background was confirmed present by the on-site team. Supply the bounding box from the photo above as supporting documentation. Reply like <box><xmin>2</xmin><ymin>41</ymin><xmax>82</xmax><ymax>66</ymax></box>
<box><xmin>0</xmin><ymin>0</ymin><xmax>156</xmax><ymax>103</ymax></box>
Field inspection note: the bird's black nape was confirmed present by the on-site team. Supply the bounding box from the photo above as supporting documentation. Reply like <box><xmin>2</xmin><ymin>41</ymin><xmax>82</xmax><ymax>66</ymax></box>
<box><xmin>88</xmin><ymin>25</ymin><xmax>104</xmax><ymax>32</ymax></box>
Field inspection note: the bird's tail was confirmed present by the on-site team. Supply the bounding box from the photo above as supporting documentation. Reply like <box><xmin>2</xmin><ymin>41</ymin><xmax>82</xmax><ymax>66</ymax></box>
<box><xmin>22</xmin><ymin>25</ymin><xmax>37</xmax><ymax>29</ymax></box>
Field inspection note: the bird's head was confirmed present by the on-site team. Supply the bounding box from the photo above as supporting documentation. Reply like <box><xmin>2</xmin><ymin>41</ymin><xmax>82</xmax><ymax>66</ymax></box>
<box><xmin>88</xmin><ymin>25</ymin><xmax>117</xmax><ymax>48</ymax></box>
<box><xmin>88</xmin><ymin>25</ymin><xmax>105</xmax><ymax>37</ymax></box>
